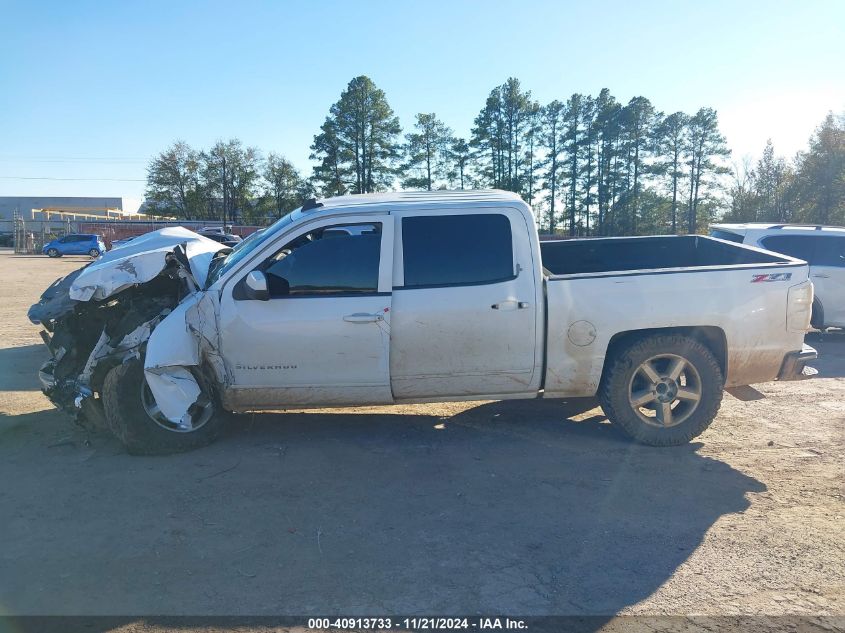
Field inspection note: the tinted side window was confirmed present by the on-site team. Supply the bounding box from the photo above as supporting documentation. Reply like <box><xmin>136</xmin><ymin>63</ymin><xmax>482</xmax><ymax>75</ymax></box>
<box><xmin>402</xmin><ymin>214</ymin><xmax>514</xmax><ymax>287</ymax></box>
<box><xmin>264</xmin><ymin>230</ymin><xmax>381</xmax><ymax>297</ymax></box>
<box><xmin>760</xmin><ymin>235</ymin><xmax>817</xmax><ymax>263</ymax></box>
<box><xmin>815</xmin><ymin>237</ymin><xmax>845</xmax><ymax>267</ymax></box>
<box><xmin>710</xmin><ymin>229</ymin><xmax>744</xmax><ymax>243</ymax></box>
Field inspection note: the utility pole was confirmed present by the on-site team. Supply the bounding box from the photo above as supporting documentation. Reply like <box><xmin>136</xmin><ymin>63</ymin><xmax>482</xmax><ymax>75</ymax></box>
<box><xmin>221</xmin><ymin>153</ymin><xmax>228</xmax><ymax>227</ymax></box>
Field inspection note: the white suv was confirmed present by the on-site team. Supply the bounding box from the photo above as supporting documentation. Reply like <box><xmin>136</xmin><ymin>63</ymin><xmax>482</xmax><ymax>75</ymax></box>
<box><xmin>711</xmin><ymin>223</ymin><xmax>845</xmax><ymax>328</ymax></box>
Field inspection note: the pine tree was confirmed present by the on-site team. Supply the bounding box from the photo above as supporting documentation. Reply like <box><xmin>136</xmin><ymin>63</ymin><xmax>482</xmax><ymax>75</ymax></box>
<box><xmin>310</xmin><ymin>117</ymin><xmax>351</xmax><ymax>197</ymax></box>
<box><xmin>594</xmin><ymin>89</ymin><xmax>621</xmax><ymax>235</ymax></box>
<box><xmin>620</xmin><ymin>97</ymin><xmax>656</xmax><ymax>234</ymax></box>
<box><xmin>310</xmin><ymin>76</ymin><xmax>401</xmax><ymax>195</ymax></box>
<box><xmin>755</xmin><ymin>140</ymin><xmax>790</xmax><ymax>221</ymax></box>
<box><xmin>471</xmin><ymin>78</ymin><xmax>535</xmax><ymax>198</ymax></box>
<box><xmin>539</xmin><ymin>101</ymin><xmax>565</xmax><ymax>233</ymax></box>
<box><xmin>562</xmin><ymin>94</ymin><xmax>583</xmax><ymax>235</ymax></box>
<box><xmin>654</xmin><ymin>112</ymin><xmax>689</xmax><ymax>233</ymax></box>
<box><xmin>686</xmin><ymin>108</ymin><xmax>731</xmax><ymax>233</ymax></box>
<box><xmin>579</xmin><ymin>96</ymin><xmax>597</xmax><ymax>234</ymax></box>
<box><xmin>402</xmin><ymin>113</ymin><xmax>453</xmax><ymax>190</ymax></box>
<box><xmin>447</xmin><ymin>138</ymin><xmax>471</xmax><ymax>190</ymax></box>
<box><xmin>792</xmin><ymin>113</ymin><xmax>844</xmax><ymax>224</ymax></box>
<box><xmin>522</xmin><ymin>102</ymin><xmax>542</xmax><ymax>207</ymax></box>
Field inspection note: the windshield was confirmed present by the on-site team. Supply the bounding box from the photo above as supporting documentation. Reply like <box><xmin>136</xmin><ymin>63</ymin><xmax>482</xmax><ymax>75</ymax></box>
<box><xmin>205</xmin><ymin>210</ymin><xmax>300</xmax><ymax>287</ymax></box>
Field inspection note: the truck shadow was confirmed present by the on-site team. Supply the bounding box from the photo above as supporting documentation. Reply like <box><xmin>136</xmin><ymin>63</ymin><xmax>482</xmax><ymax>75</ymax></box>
<box><xmin>0</xmin><ymin>399</ymin><xmax>765</xmax><ymax>622</ymax></box>
<box><xmin>205</xmin><ymin>399</ymin><xmax>763</xmax><ymax>616</ymax></box>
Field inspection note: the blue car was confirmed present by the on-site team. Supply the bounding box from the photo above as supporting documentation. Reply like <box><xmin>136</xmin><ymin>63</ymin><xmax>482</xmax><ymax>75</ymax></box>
<box><xmin>42</xmin><ymin>234</ymin><xmax>106</xmax><ymax>258</ymax></box>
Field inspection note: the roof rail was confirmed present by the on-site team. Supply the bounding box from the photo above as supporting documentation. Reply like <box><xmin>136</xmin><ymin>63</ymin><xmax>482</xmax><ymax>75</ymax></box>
<box><xmin>770</xmin><ymin>224</ymin><xmax>826</xmax><ymax>230</ymax></box>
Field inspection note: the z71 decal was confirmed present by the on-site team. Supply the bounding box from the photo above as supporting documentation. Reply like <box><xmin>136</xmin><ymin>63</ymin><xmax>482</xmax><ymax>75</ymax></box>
<box><xmin>751</xmin><ymin>273</ymin><xmax>793</xmax><ymax>283</ymax></box>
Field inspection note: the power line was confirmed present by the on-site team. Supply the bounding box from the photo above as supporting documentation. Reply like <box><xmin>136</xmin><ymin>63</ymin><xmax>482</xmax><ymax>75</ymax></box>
<box><xmin>0</xmin><ymin>159</ymin><xmax>147</xmax><ymax>164</ymax></box>
<box><xmin>0</xmin><ymin>155</ymin><xmax>147</xmax><ymax>162</ymax></box>
<box><xmin>0</xmin><ymin>176</ymin><xmax>146</xmax><ymax>182</ymax></box>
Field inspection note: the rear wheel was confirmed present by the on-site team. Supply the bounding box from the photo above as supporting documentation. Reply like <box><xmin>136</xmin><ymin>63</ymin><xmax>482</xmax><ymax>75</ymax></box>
<box><xmin>46</xmin><ymin>248</ymin><xmax>60</xmax><ymax>258</ymax></box>
<box><xmin>599</xmin><ymin>334</ymin><xmax>724</xmax><ymax>446</ymax></box>
<box><xmin>88</xmin><ymin>248</ymin><xmax>100</xmax><ymax>257</ymax></box>
<box><xmin>102</xmin><ymin>358</ymin><xmax>225</xmax><ymax>454</ymax></box>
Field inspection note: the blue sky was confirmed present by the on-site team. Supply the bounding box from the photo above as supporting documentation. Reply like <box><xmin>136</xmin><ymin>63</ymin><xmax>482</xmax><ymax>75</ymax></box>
<box><xmin>1</xmin><ymin>0</ymin><xmax>843</xmax><ymax>211</ymax></box>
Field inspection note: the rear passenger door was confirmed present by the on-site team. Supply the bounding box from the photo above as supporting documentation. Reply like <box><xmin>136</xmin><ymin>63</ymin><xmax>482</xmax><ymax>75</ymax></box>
<box><xmin>390</xmin><ymin>209</ymin><xmax>540</xmax><ymax>400</ymax></box>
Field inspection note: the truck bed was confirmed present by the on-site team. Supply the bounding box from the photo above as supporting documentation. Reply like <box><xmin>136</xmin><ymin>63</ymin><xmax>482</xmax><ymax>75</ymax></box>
<box><xmin>540</xmin><ymin>235</ymin><xmax>791</xmax><ymax>276</ymax></box>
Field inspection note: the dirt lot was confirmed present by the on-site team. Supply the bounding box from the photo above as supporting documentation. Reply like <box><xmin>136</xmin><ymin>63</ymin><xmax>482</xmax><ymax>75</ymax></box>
<box><xmin>0</xmin><ymin>250</ymin><xmax>843</xmax><ymax>624</ymax></box>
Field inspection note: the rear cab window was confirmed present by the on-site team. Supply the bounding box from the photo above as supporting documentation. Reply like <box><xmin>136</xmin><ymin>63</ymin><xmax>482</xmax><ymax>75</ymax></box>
<box><xmin>400</xmin><ymin>213</ymin><xmax>514</xmax><ymax>288</ymax></box>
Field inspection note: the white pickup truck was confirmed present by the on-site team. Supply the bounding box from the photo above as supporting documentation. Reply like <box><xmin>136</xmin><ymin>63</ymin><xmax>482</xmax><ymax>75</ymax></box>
<box><xmin>29</xmin><ymin>190</ymin><xmax>816</xmax><ymax>454</ymax></box>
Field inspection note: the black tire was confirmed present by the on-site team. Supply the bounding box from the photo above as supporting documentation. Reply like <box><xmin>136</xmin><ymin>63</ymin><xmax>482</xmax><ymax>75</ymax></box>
<box><xmin>810</xmin><ymin>298</ymin><xmax>824</xmax><ymax>330</ymax></box>
<box><xmin>77</xmin><ymin>396</ymin><xmax>108</xmax><ymax>431</ymax></box>
<box><xmin>598</xmin><ymin>334</ymin><xmax>724</xmax><ymax>446</ymax></box>
<box><xmin>102</xmin><ymin>358</ymin><xmax>225</xmax><ymax>455</ymax></box>
<box><xmin>46</xmin><ymin>248</ymin><xmax>60</xmax><ymax>258</ymax></box>
<box><xmin>88</xmin><ymin>248</ymin><xmax>100</xmax><ymax>258</ymax></box>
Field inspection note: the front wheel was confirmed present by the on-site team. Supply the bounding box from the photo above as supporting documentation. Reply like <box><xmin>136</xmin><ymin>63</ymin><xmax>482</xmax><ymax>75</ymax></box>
<box><xmin>46</xmin><ymin>248</ymin><xmax>60</xmax><ymax>258</ymax></box>
<box><xmin>599</xmin><ymin>334</ymin><xmax>724</xmax><ymax>446</ymax></box>
<box><xmin>102</xmin><ymin>358</ymin><xmax>225</xmax><ymax>454</ymax></box>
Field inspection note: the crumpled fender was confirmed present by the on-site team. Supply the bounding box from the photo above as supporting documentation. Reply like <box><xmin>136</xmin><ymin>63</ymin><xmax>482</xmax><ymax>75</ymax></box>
<box><xmin>28</xmin><ymin>267</ymin><xmax>84</xmax><ymax>324</ymax></box>
<box><xmin>144</xmin><ymin>292</ymin><xmax>223</xmax><ymax>424</ymax></box>
<box><xmin>69</xmin><ymin>227</ymin><xmax>221</xmax><ymax>302</ymax></box>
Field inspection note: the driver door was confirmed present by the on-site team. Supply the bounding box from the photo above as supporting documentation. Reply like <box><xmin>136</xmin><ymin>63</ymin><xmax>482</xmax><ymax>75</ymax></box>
<box><xmin>218</xmin><ymin>215</ymin><xmax>394</xmax><ymax>410</ymax></box>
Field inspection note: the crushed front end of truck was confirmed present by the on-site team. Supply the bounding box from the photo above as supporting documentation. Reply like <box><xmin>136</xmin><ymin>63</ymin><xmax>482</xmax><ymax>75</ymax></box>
<box><xmin>27</xmin><ymin>227</ymin><xmax>226</xmax><ymax>431</ymax></box>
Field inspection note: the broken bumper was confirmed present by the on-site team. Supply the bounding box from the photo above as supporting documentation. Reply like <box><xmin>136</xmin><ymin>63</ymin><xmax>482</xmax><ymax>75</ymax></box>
<box><xmin>778</xmin><ymin>344</ymin><xmax>818</xmax><ymax>380</ymax></box>
<box><xmin>37</xmin><ymin>363</ymin><xmax>57</xmax><ymax>391</ymax></box>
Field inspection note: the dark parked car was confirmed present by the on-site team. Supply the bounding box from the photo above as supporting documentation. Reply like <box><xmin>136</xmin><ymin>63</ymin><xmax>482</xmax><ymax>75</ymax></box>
<box><xmin>198</xmin><ymin>231</ymin><xmax>242</xmax><ymax>247</ymax></box>
<box><xmin>109</xmin><ymin>235</ymin><xmax>138</xmax><ymax>250</ymax></box>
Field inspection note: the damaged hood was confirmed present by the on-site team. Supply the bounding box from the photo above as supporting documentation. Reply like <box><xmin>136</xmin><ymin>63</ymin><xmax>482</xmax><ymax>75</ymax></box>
<box><xmin>69</xmin><ymin>227</ymin><xmax>223</xmax><ymax>302</ymax></box>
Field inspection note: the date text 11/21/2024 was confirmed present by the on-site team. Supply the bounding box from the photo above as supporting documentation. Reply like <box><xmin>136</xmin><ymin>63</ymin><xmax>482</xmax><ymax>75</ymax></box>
<box><xmin>307</xmin><ymin>617</ymin><xmax>528</xmax><ymax>630</ymax></box>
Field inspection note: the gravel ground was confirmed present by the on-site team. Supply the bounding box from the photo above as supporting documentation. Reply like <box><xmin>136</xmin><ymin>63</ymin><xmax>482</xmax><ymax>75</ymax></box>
<box><xmin>0</xmin><ymin>250</ymin><xmax>842</xmax><ymax>628</ymax></box>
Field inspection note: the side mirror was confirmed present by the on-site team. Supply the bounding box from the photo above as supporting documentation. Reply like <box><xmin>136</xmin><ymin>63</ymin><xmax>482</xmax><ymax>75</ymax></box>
<box><xmin>244</xmin><ymin>270</ymin><xmax>270</xmax><ymax>301</ymax></box>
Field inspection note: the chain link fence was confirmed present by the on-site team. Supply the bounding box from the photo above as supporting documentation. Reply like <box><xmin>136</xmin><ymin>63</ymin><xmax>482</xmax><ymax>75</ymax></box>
<box><xmin>1</xmin><ymin>214</ymin><xmax>264</xmax><ymax>254</ymax></box>
<box><xmin>8</xmin><ymin>214</ymin><xmax>72</xmax><ymax>254</ymax></box>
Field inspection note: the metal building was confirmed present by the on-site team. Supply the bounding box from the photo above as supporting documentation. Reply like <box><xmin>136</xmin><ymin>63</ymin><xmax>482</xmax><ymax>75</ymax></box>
<box><xmin>1</xmin><ymin>195</ymin><xmax>123</xmax><ymax>224</ymax></box>
<box><xmin>0</xmin><ymin>196</ymin><xmax>123</xmax><ymax>252</ymax></box>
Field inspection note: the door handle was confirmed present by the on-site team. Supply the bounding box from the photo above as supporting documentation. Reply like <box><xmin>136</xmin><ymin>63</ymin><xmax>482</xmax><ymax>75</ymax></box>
<box><xmin>343</xmin><ymin>312</ymin><xmax>384</xmax><ymax>323</ymax></box>
<box><xmin>813</xmin><ymin>274</ymin><xmax>830</xmax><ymax>279</ymax></box>
<box><xmin>491</xmin><ymin>300</ymin><xmax>531</xmax><ymax>311</ymax></box>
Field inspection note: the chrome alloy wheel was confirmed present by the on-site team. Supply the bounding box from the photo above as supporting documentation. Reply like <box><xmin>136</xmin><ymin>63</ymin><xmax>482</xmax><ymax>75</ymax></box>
<box><xmin>141</xmin><ymin>376</ymin><xmax>214</xmax><ymax>433</ymax></box>
<box><xmin>627</xmin><ymin>353</ymin><xmax>702</xmax><ymax>428</ymax></box>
